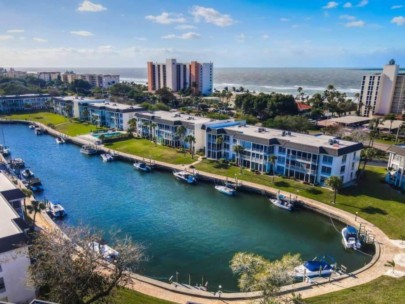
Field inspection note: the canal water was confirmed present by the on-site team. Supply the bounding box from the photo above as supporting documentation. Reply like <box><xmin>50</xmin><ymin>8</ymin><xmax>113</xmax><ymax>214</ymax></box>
<box><xmin>2</xmin><ymin>124</ymin><xmax>372</xmax><ymax>291</ymax></box>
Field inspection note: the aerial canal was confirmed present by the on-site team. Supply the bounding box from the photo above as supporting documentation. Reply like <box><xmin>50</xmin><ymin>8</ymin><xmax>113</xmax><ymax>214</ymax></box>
<box><xmin>2</xmin><ymin>124</ymin><xmax>372</xmax><ymax>290</ymax></box>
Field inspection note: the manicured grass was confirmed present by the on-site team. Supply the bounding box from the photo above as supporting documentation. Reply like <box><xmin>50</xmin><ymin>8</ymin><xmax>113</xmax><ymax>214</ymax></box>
<box><xmin>306</xmin><ymin>276</ymin><xmax>405</xmax><ymax>304</ymax></box>
<box><xmin>3</xmin><ymin>112</ymin><xmax>105</xmax><ymax>136</ymax></box>
<box><xmin>195</xmin><ymin>160</ymin><xmax>405</xmax><ymax>239</ymax></box>
<box><xmin>112</xmin><ymin>288</ymin><xmax>175</xmax><ymax>304</ymax></box>
<box><xmin>108</xmin><ymin>138</ymin><xmax>195</xmax><ymax>165</ymax></box>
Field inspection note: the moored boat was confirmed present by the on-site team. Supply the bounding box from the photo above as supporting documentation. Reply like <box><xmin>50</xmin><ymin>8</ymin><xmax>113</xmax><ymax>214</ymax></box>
<box><xmin>173</xmin><ymin>170</ymin><xmax>197</xmax><ymax>184</ymax></box>
<box><xmin>56</xmin><ymin>137</ymin><xmax>65</xmax><ymax>144</ymax></box>
<box><xmin>89</xmin><ymin>241</ymin><xmax>119</xmax><ymax>261</ymax></box>
<box><xmin>101</xmin><ymin>153</ymin><xmax>114</xmax><ymax>162</ymax></box>
<box><xmin>80</xmin><ymin>145</ymin><xmax>98</xmax><ymax>155</ymax></box>
<box><xmin>269</xmin><ymin>191</ymin><xmax>294</xmax><ymax>211</ymax></box>
<box><xmin>21</xmin><ymin>168</ymin><xmax>34</xmax><ymax>179</ymax></box>
<box><xmin>0</xmin><ymin>145</ymin><xmax>10</xmax><ymax>156</ymax></box>
<box><xmin>28</xmin><ymin>124</ymin><xmax>36</xmax><ymax>129</ymax></box>
<box><xmin>34</xmin><ymin>127</ymin><xmax>44</xmax><ymax>135</ymax></box>
<box><xmin>133</xmin><ymin>161</ymin><xmax>151</xmax><ymax>172</ymax></box>
<box><xmin>11</xmin><ymin>158</ymin><xmax>25</xmax><ymax>169</ymax></box>
<box><xmin>294</xmin><ymin>256</ymin><xmax>336</xmax><ymax>278</ymax></box>
<box><xmin>215</xmin><ymin>185</ymin><xmax>236</xmax><ymax>195</ymax></box>
<box><xmin>46</xmin><ymin>201</ymin><xmax>67</xmax><ymax>218</ymax></box>
<box><xmin>341</xmin><ymin>226</ymin><xmax>362</xmax><ymax>250</ymax></box>
<box><xmin>28</xmin><ymin>178</ymin><xmax>44</xmax><ymax>192</ymax></box>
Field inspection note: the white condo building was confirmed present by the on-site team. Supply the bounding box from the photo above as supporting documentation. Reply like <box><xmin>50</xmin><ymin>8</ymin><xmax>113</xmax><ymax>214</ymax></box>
<box><xmin>360</xmin><ymin>60</ymin><xmax>405</xmax><ymax>117</ymax></box>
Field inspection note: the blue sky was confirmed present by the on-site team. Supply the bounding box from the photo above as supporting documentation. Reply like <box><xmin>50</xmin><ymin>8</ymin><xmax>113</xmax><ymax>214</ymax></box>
<box><xmin>0</xmin><ymin>0</ymin><xmax>404</xmax><ymax>67</ymax></box>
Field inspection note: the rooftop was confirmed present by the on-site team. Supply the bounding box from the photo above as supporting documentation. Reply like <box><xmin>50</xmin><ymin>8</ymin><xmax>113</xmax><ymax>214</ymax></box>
<box><xmin>0</xmin><ymin>195</ymin><xmax>21</xmax><ymax>239</ymax></box>
<box><xmin>0</xmin><ymin>94</ymin><xmax>50</xmax><ymax>98</ymax></box>
<box><xmin>318</xmin><ymin>116</ymin><xmax>371</xmax><ymax>126</ymax></box>
<box><xmin>0</xmin><ymin>173</ymin><xmax>18</xmax><ymax>192</ymax></box>
<box><xmin>388</xmin><ymin>144</ymin><xmax>405</xmax><ymax>157</ymax></box>
<box><xmin>89</xmin><ymin>101</ymin><xmax>144</xmax><ymax>111</ymax></box>
<box><xmin>140</xmin><ymin>111</ymin><xmax>215</xmax><ymax>124</ymax></box>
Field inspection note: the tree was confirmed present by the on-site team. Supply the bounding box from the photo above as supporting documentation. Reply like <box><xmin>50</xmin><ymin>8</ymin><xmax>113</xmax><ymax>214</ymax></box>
<box><xmin>384</xmin><ymin>113</ymin><xmax>396</xmax><ymax>133</ymax></box>
<box><xmin>98</xmin><ymin>134</ymin><xmax>106</xmax><ymax>143</ymax></box>
<box><xmin>127</xmin><ymin>118</ymin><xmax>137</xmax><ymax>135</ymax></box>
<box><xmin>155</xmin><ymin>87</ymin><xmax>176</xmax><ymax>105</ymax></box>
<box><xmin>29</xmin><ymin>226</ymin><xmax>145</xmax><ymax>304</ymax></box>
<box><xmin>233</xmin><ymin>145</ymin><xmax>245</xmax><ymax>173</ymax></box>
<box><xmin>359</xmin><ymin>147</ymin><xmax>377</xmax><ymax>179</ymax></box>
<box><xmin>151</xmin><ymin>122</ymin><xmax>157</xmax><ymax>145</ymax></box>
<box><xmin>185</xmin><ymin>134</ymin><xmax>196</xmax><ymax>158</ymax></box>
<box><xmin>69</xmin><ymin>79</ymin><xmax>92</xmax><ymax>96</ymax></box>
<box><xmin>26</xmin><ymin>200</ymin><xmax>46</xmax><ymax>225</ymax></box>
<box><xmin>384</xmin><ymin>260</ymin><xmax>396</xmax><ymax>273</ymax></box>
<box><xmin>230</xmin><ymin>252</ymin><xmax>302</xmax><ymax>304</ymax></box>
<box><xmin>176</xmin><ymin>125</ymin><xmax>187</xmax><ymax>150</ymax></box>
<box><xmin>269</xmin><ymin>155</ymin><xmax>277</xmax><ymax>182</ymax></box>
<box><xmin>326</xmin><ymin>176</ymin><xmax>343</xmax><ymax>204</ymax></box>
<box><xmin>21</xmin><ymin>188</ymin><xmax>33</xmax><ymax>213</ymax></box>
<box><xmin>216</xmin><ymin>135</ymin><xmax>224</xmax><ymax>154</ymax></box>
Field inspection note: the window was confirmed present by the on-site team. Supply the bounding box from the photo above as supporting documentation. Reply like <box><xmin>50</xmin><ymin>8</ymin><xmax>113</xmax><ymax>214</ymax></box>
<box><xmin>342</xmin><ymin>155</ymin><xmax>347</xmax><ymax>163</ymax></box>
<box><xmin>279</xmin><ymin>147</ymin><xmax>286</xmax><ymax>154</ymax></box>
<box><xmin>321</xmin><ymin>166</ymin><xmax>332</xmax><ymax>175</ymax></box>
<box><xmin>340</xmin><ymin>166</ymin><xmax>346</xmax><ymax>174</ymax></box>
<box><xmin>323</xmin><ymin>155</ymin><xmax>333</xmax><ymax>164</ymax></box>
<box><xmin>0</xmin><ymin>277</ymin><xmax>5</xmax><ymax>293</ymax></box>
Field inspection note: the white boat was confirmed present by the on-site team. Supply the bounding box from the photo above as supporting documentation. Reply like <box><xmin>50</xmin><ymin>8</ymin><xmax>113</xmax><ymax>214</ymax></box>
<box><xmin>101</xmin><ymin>153</ymin><xmax>114</xmax><ymax>162</ymax></box>
<box><xmin>215</xmin><ymin>185</ymin><xmax>236</xmax><ymax>195</ymax></box>
<box><xmin>46</xmin><ymin>201</ymin><xmax>67</xmax><ymax>218</ymax></box>
<box><xmin>34</xmin><ymin>127</ymin><xmax>44</xmax><ymax>135</ymax></box>
<box><xmin>0</xmin><ymin>145</ymin><xmax>10</xmax><ymax>156</ymax></box>
<box><xmin>133</xmin><ymin>161</ymin><xmax>151</xmax><ymax>172</ymax></box>
<box><xmin>55</xmin><ymin>137</ymin><xmax>65</xmax><ymax>144</ymax></box>
<box><xmin>11</xmin><ymin>158</ymin><xmax>25</xmax><ymax>169</ymax></box>
<box><xmin>21</xmin><ymin>169</ymin><xmax>34</xmax><ymax>179</ymax></box>
<box><xmin>269</xmin><ymin>191</ymin><xmax>294</xmax><ymax>211</ymax></box>
<box><xmin>341</xmin><ymin>226</ymin><xmax>362</xmax><ymax>250</ymax></box>
<box><xmin>294</xmin><ymin>256</ymin><xmax>336</xmax><ymax>278</ymax></box>
<box><xmin>173</xmin><ymin>170</ymin><xmax>197</xmax><ymax>184</ymax></box>
<box><xmin>89</xmin><ymin>241</ymin><xmax>119</xmax><ymax>261</ymax></box>
<box><xmin>80</xmin><ymin>145</ymin><xmax>98</xmax><ymax>155</ymax></box>
<box><xmin>28</xmin><ymin>124</ymin><xmax>36</xmax><ymax>129</ymax></box>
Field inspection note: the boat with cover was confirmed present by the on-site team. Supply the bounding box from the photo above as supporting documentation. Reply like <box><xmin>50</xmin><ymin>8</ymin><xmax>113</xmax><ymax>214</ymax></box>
<box><xmin>341</xmin><ymin>226</ymin><xmax>362</xmax><ymax>250</ymax></box>
<box><xmin>11</xmin><ymin>158</ymin><xmax>25</xmax><ymax>169</ymax></box>
<box><xmin>80</xmin><ymin>145</ymin><xmax>98</xmax><ymax>155</ymax></box>
<box><xmin>101</xmin><ymin>153</ymin><xmax>114</xmax><ymax>162</ymax></box>
<box><xmin>294</xmin><ymin>256</ymin><xmax>336</xmax><ymax>278</ymax></box>
<box><xmin>28</xmin><ymin>124</ymin><xmax>36</xmax><ymax>129</ymax></box>
<box><xmin>133</xmin><ymin>161</ymin><xmax>151</xmax><ymax>172</ymax></box>
<box><xmin>215</xmin><ymin>185</ymin><xmax>236</xmax><ymax>195</ymax></box>
<box><xmin>173</xmin><ymin>170</ymin><xmax>197</xmax><ymax>184</ymax></box>
<box><xmin>28</xmin><ymin>178</ymin><xmax>44</xmax><ymax>192</ymax></box>
<box><xmin>55</xmin><ymin>137</ymin><xmax>65</xmax><ymax>144</ymax></box>
<box><xmin>46</xmin><ymin>201</ymin><xmax>67</xmax><ymax>218</ymax></box>
<box><xmin>269</xmin><ymin>191</ymin><xmax>294</xmax><ymax>211</ymax></box>
<box><xmin>21</xmin><ymin>169</ymin><xmax>34</xmax><ymax>179</ymax></box>
<box><xmin>89</xmin><ymin>241</ymin><xmax>119</xmax><ymax>261</ymax></box>
<box><xmin>0</xmin><ymin>145</ymin><xmax>10</xmax><ymax>156</ymax></box>
<box><xmin>34</xmin><ymin>127</ymin><xmax>44</xmax><ymax>135</ymax></box>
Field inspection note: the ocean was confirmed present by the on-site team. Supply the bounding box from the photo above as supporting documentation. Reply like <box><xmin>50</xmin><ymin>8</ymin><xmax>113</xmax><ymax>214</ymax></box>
<box><xmin>17</xmin><ymin>67</ymin><xmax>397</xmax><ymax>97</ymax></box>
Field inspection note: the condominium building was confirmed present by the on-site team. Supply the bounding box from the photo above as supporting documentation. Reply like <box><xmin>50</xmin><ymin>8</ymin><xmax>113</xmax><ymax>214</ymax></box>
<box><xmin>386</xmin><ymin>144</ymin><xmax>405</xmax><ymax>191</ymax></box>
<box><xmin>52</xmin><ymin>96</ymin><xmax>105</xmax><ymax>119</ymax></box>
<box><xmin>0</xmin><ymin>94</ymin><xmax>51</xmax><ymax>114</ymax></box>
<box><xmin>147</xmin><ymin>59</ymin><xmax>213</xmax><ymax>95</ymax></box>
<box><xmin>360</xmin><ymin>60</ymin><xmax>405</xmax><ymax>116</ymax></box>
<box><xmin>6</xmin><ymin>68</ymin><xmax>27</xmax><ymax>79</ymax></box>
<box><xmin>0</xmin><ymin>173</ymin><xmax>35</xmax><ymax>303</ymax></box>
<box><xmin>205</xmin><ymin>124</ymin><xmax>362</xmax><ymax>187</ymax></box>
<box><xmin>61</xmin><ymin>72</ymin><xmax>119</xmax><ymax>88</ymax></box>
<box><xmin>37</xmin><ymin>72</ymin><xmax>61</xmax><ymax>83</ymax></box>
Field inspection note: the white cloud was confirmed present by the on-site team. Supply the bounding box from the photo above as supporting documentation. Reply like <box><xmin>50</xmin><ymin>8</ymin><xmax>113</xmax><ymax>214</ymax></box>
<box><xmin>357</xmin><ymin>0</ymin><xmax>368</xmax><ymax>7</ymax></box>
<box><xmin>280</xmin><ymin>18</ymin><xmax>290</xmax><ymax>22</ymax></box>
<box><xmin>176</xmin><ymin>24</ymin><xmax>197</xmax><ymax>30</ymax></box>
<box><xmin>346</xmin><ymin>20</ymin><xmax>365</xmax><ymax>27</ymax></box>
<box><xmin>135</xmin><ymin>37</ymin><xmax>147</xmax><ymax>41</ymax></box>
<box><xmin>343</xmin><ymin>2</ymin><xmax>353</xmax><ymax>8</ymax></box>
<box><xmin>262</xmin><ymin>34</ymin><xmax>269</xmax><ymax>40</ymax></box>
<box><xmin>0</xmin><ymin>35</ymin><xmax>14</xmax><ymax>41</ymax></box>
<box><xmin>7</xmin><ymin>29</ymin><xmax>24</xmax><ymax>33</ymax></box>
<box><xmin>70</xmin><ymin>30</ymin><xmax>94</xmax><ymax>37</ymax></box>
<box><xmin>235</xmin><ymin>33</ymin><xmax>245</xmax><ymax>43</ymax></box>
<box><xmin>340</xmin><ymin>14</ymin><xmax>356</xmax><ymax>20</ymax></box>
<box><xmin>77</xmin><ymin>1</ymin><xmax>106</xmax><ymax>12</ymax></box>
<box><xmin>146</xmin><ymin>12</ymin><xmax>186</xmax><ymax>24</ymax></box>
<box><xmin>33</xmin><ymin>37</ymin><xmax>47</xmax><ymax>42</ymax></box>
<box><xmin>323</xmin><ymin>1</ymin><xmax>339</xmax><ymax>9</ymax></box>
<box><xmin>190</xmin><ymin>6</ymin><xmax>234</xmax><ymax>27</ymax></box>
<box><xmin>391</xmin><ymin>16</ymin><xmax>405</xmax><ymax>26</ymax></box>
<box><xmin>392</xmin><ymin>5</ymin><xmax>404</xmax><ymax>9</ymax></box>
<box><xmin>161</xmin><ymin>32</ymin><xmax>201</xmax><ymax>39</ymax></box>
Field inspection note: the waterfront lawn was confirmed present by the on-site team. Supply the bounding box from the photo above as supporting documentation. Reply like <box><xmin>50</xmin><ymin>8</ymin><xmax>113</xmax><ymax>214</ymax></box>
<box><xmin>107</xmin><ymin>138</ymin><xmax>195</xmax><ymax>165</ymax></box>
<box><xmin>306</xmin><ymin>276</ymin><xmax>405</xmax><ymax>304</ymax></box>
<box><xmin>195</xmin><ymin>160</ymin><xmax>405</xmax><ymax>239</ymax></box>
<box><xmin>113</xmin><ymin>288</ymin><xmax>176</xmax><ymax>304</ymax></box>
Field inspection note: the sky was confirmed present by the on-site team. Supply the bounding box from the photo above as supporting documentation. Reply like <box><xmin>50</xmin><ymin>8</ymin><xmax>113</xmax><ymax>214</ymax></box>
<box><xmin>0</xmin><ymin>0</ymin><xmax>404</xmax><ymax>68</ymax></box>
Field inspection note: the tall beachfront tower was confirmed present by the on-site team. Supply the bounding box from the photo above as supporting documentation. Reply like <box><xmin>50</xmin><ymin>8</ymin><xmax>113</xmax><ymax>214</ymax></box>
<box><xmin>147</xmin><ymin>59</ymin><xmax>213</xmax><ymax>96</ymax></box>
<box><xmin>359</xmin><ymin>60</ymin><xmax>405</xmax><ymax>117</ymax></box>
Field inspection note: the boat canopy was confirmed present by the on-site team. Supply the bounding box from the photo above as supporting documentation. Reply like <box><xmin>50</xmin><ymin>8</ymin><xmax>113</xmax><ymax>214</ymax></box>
<box><xmin>346</xmin><ymin>226</ymin><xmax>358</xmax><ymax>234</ymax></box>
<box><xmin>304</xmin><ymin>260</ymin><xmax>331</xmax><ymax>271</ymax></box>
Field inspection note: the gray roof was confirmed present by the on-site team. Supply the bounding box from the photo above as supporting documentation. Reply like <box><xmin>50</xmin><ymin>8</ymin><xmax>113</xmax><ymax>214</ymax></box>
<box><xmin>0</xmin><ymin>232</ymin><xmax>27</xmax><ymax>254</ymax></box>
<box><xmin>387</xmin><ymin>144</ymin><xmax>405</xmax><ymax>157</ymax></box>
<box><xmin>1</xmin><ymin>188</ymin><xmax>25</xmax><ymax>201</ymax></box>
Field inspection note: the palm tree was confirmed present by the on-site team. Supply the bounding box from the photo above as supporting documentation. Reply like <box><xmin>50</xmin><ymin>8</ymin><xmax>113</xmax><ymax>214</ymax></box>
<box><xmin>269</xmin><ymin>155</ymin><xmax>277</xmax><ymax>182</ymax></box>
<box><xmin>127</xmin><ymin>118</ymin><xmax>137</xmax><ymax>134</ymax></box>
<box><xmin>176</xmin><ymin>125</ymin><xmax>187</xmax><ymax>150</ymax></box>
<box><xmin>326</xmin><ymin>176</ymin><xmax>343</xmax><ymax>204</ymax></box>
<box><xmin>185</xmin><ymin>134</ymin><xmax>196</xmax><ymax>158</ymax></box>
<box><xmin>395</xmin><ymin>122</ymin><xmax>404</xmax><ymax>143</ymax></box>
<box><xmin>233</xmin><ymin>145</ymin><xmax>245</xmax><ymax>173</ymax></box>
<box><xmin>384</xmin><ymin>113</ymin><xmax>396</xmax><ymax>133</ymax></box>
<box><xmin>21</xmin><ymin>188</ymin><xmax>33</xmax><ymax>213</ymax></box>
<box><xmin>384</xmin><ymin>260</ymin><xmax>396</xmax><ymax>273</ymax></box>
<box><xmin>151</xmin><ymin>122</ymin><xmax>157</xmax><ymax>145</ymax></box>
<box><xmin>358</xmin><ymin>147</ymin><xmax>377</xmax><ymax>179</ymax></box>
<box><xmin>26</xmin><ymin>200</ymin><xmax>46</xmax><ymax>225</ymax></box>
<box><xmin>216</xmin><ymin>135</ymin><xmax>224</xmax><ymax>153</ymax></box>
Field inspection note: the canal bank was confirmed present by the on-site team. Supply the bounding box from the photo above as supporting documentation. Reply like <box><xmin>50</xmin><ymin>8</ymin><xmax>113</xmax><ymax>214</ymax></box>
<box><xmin>0</xmin><ymin>120</ymin><xmax>402</xmax><ymax>303</ymax></box>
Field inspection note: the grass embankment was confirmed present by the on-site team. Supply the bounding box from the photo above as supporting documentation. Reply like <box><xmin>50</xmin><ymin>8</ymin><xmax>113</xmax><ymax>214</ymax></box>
<box><xmin>306</xmin><ymin>276</ymin><xmax>405</xmax><ymax>304</ymax></box>
<box><xmin>107</xmin><ymin>138</ymin><xmax>195</xmax><ymax>165</ymax></box>
<box><xmin>112</xmin><ymin>288</ymin><xmax>175</xmax><ymax>304</ymax></box>
<box><xmin>195</xmin><ymin>160</ymin><xmax>405</xmax><ymax>239</ymax></box>
<box><xmin>3</xmin><ymin>112</ymin><xmax>104</xmax><ymax>136</ymax></box>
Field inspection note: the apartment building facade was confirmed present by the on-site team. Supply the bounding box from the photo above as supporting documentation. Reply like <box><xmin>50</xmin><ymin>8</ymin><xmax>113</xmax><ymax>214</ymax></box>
<box><xmin>61</xmin><ymin>72</ymin><xmax>119</xmax><ymax>88</ymax></box>
<box><xmin>360</xmin><ymin>60</ymin><xmax>405</xmax><ymax>117</ymax></box>
<box><xmin>386</xmin><ymin>144</ymin><xmax>405</xmax><ymax>191</ymax></box>
<box><xmin>147</xmin><ymin>59</ymin><xmax>213</xmax><ymax>96</ymax></box>
<box><xmin>0</xmin><ymin>94</ymin><xmax>51</xmax><ymax>114</ymax></box>
<box><xmin>37</xmin><ymin>72</ymin><xmax>61</xmax><ymax>83</ymax></box>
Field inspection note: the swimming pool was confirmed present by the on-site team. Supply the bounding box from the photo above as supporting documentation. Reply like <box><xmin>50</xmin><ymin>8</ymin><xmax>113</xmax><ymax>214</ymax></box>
<box><xmin>92</xmin><ymin>131</ymin><xmax>123</xmax><ymax>138</ymax></box>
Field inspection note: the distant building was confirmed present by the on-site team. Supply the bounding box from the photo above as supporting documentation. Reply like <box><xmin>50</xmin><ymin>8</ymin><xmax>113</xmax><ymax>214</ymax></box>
<box><xmin>0</xmin><ymin>94</ymin><xmax>51</xmax><ymax>114</ymax></box>
<box><xmin>386</xmin><ymin>144</ymin><xmax>405</xmax><ymax>191</ymax></box>
<box><xmin>6</xmin><ymin>68</ymin><xmax>27</xmax><ymax>79</ymax></box>
<box><xmin>0</xmin><ymin>68</ymin><xmax>7</xmax><ymax>77</ymax></box>
<box><xmin>296</xmin><ymin>102</ymin><xmax>312</xmax><ymax>113</ymax></box>
<box><xmin>61</xmin><ymin>72</ymin><xmax>119</xmax><ymax>89</ymax></box>
<box><xmin>0</xmin><ymin>173</ymin><xmax>35</xmax><ymax>303</ymax></box>
<box><xmin>147</xmin><ymin>59</ymin><xmax>213</xmax><ymax>95</ymax></box>
<box><xmin>360</xmin><ymin>60</ymin><xmax>405</xmax><ymax>117</ymax></box>
<box><xmin>38</xmin><ymin>72</ymin><xmax>61</xmax><ymax>82</ymax></box>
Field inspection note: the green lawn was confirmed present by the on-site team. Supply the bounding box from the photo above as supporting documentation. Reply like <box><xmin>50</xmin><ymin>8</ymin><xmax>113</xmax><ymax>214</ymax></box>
<box><xmin>112</xmin><ymin>288</ymin><xmax>175</xmax><ymax>304</ymax></box>
<box><xmin>195</xmin><ymin>160</ymin><xmax>405</xmax><ymax>239</ymax></box>
<box><xmin>306</xmin><ymin>276</ymin><xmax>405</xmax><ymax>304</ymax></box>
<box><xmin>108</xmin><ymin>138</ymin><xmax>195</xmax><ymax>165</ymax></box>
<box><xmin>3</xmin><ymin>112</ymin><xmax>105</xmax><ymax>136</ymax></box>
